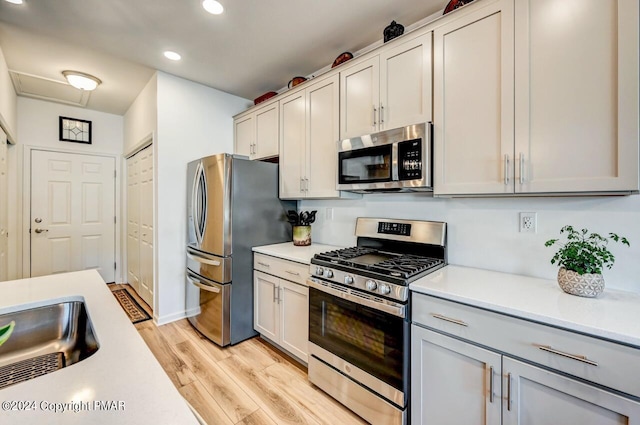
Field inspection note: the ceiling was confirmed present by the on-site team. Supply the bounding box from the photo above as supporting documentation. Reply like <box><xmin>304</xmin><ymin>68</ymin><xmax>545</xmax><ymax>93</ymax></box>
<box><xmin>0</xmin><ymin>0</ymin><xmax>446</xmax><ymax>115</ymax></box>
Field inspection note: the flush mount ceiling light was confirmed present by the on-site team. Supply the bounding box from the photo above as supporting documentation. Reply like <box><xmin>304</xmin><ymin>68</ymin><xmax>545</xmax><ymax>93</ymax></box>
<box><xmin>4</xmin><ymin>0</ymin><xmax>24</xmax><ymax>4</ymax></box>
<box><xmin>62</xmin><ymin>71</ymin><xmax>102</xmax><ymax>91</ymax></box>
<box><xmin>202</xmin><ymin>0</ymin><xmax>223</xmax><ymax>15</ymax></box>
<box><xmin>163</xmin><ymin>51</ymin><xmax>182</xmax><ymax>61</ymax></box>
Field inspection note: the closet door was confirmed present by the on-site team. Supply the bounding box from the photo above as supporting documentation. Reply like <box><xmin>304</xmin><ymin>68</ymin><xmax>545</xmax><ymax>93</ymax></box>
<box><xmin>126</xmin><ymin>154</ymin><xmax>141</xmax><ymax>293</ymax></box>
<box><xmin>0</xmin><ymin>129</ymin><xmax>8</xmax><ymax>282</ymax></box>
<box><xmin>138</xmin><ymin>147</ymin><xmax>154</xmax><ymax>307</ymax></box>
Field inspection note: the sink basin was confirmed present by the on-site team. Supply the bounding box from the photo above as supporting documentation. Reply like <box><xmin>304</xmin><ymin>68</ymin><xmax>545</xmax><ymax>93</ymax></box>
<box><xmin>0</xmin><ymin>301</ymin><xmax>99</xmax><ymax>389</ymax></box>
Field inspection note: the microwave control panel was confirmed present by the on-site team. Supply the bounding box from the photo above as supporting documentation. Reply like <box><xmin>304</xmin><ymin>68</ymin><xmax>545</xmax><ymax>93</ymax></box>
<box><xmin>397</xmin><ymin>138</ymin><xmax>422</xmax><ymax>180</ymax></box>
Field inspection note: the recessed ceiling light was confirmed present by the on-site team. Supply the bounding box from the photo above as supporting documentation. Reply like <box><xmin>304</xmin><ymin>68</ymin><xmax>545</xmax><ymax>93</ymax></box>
<box><xmin>5</xmin><ymin>0</ymin><xmax>24</xmax><ymax>4</ymax></box>
<box><xmin>164</xmin><ymin>51</ymin><xmax>182</xmax><ymax>61</ymax></box>
<box><xmin>202</xmin><ymin>0</ymin><xmax>223</xmax><ymax>15</ymax></box>
<box><xmin>62</xmin><ymin>71</ymin><xmax>102</xmax><ymax>91</ymax></box>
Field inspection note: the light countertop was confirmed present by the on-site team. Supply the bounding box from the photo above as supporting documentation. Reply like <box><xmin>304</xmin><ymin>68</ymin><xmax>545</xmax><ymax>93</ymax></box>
<box><xmin>252</xmin><ymin>242</ymin><xmax>341</xmax><ymax>264</ymax></box>
<box><xmin>410</xmin><ymin>265</ymin><xmax>640</xmax><ymax>348</ymax></box>
<box><xmin>0</xmin><ymin>270</ymin><xmax>198</xmax><ymax>424</ymax></box>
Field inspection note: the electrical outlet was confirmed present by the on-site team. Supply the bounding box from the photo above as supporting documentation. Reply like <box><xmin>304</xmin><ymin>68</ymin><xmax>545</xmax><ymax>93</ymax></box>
<box><xmin>519</xmin><ymin>212</ymin><xmax>537</xmax><ymax>233</ymax></box>
<box><xmin>326</xmin><ymin>207</ymin><xmax>334</xmax><ymax>221</ymax></box>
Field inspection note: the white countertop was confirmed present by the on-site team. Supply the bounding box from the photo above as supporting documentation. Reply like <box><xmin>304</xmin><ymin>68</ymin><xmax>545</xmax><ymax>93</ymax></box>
<box><xmin>0</xmin><ymin>270</ymin><xmax>198</xmax><ymax>424</ymax></box>
<box><xmin>410</xmin><ymin>265</ymin><xmax>640</xmax><ymax>348</ymax></box>
<box><xmin>252</xmin><ymin>242</ymin><xmax>341</xmax><ymax>264</ymax></box>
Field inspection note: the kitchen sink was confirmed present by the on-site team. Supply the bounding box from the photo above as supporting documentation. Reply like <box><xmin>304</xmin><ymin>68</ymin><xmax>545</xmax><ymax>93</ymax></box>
<box><xmin>0</xmin><ymin>301</ymin><xmax>99</xmax><ymax>389</ymax></box>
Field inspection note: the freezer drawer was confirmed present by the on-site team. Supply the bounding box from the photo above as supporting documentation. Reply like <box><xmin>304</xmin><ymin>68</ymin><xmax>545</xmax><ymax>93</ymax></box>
<box><xmin>186</xmin><ymin>269</ymin><xmax>231</xmax><ymax>346</ymax></box>
<box><xmin>187</xmin><ymin>245</ymin><xmax>232</xmax><ymax>284</ymax></box>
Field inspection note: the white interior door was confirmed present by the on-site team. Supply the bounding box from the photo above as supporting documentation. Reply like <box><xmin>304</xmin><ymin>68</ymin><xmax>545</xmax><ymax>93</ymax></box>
<box><xmin>30</xmin><ymin>150</ymin><xmax>116</xmax><ymax>282</ymax></box>
<box><xmin>137</xmin><ymin>147</ymin><xmax>154</xmax><ymax>307</ymax></box>
<box><xmin>126</xmin><ymin>154</ymin><xmax>140</xmax><ymax>292</ymax></box>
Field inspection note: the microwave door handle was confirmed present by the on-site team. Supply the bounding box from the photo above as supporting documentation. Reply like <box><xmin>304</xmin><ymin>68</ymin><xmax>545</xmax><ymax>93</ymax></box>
<box><xmin>392</xmin><ymin>142</ymin><xmax>399</xmax><ymax>181</ymax></box>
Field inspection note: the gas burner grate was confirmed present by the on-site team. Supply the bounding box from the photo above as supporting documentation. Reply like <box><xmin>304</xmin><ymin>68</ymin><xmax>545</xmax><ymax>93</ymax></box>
<box><xmin>316</xmin><ymin>247</ymin><xmax>377</xmax><ymax>261</ymax></box>
<box><xmin>369</xmin><ymin>256</ymin><xmax>443</xmax><ymax>278</ymax></box>
<box><xmin>0</xmin><ymin>352</ymin><xmax>65</xmax><ymax>389</ymax></box>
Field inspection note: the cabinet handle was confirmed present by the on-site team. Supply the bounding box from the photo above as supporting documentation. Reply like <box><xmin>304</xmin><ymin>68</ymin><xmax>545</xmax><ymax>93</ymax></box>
<box><xmin>380</xmin><ymin>104</ymin><xmax>384</xmax><ymax>125</ymax></box>
<box><xmin>430</xmin><ymin>313</ymin><xmax>468</xmax><ymax>327</ymax></box>
<box><xmin>534</xmin><ymin>344</ymin><xmax>598</xmax><ymax>366</ymax></box>
<box><xmin>300</xmin><ymin>178</ymin><xmax>303</xmax><ymax>192</ymax></box>
<box><xmin>489</xmin><ymin>366</ymin><xmax>494</xmax><ymax>403</ymax></box>
<box><xmin>305</xmin><ymin>178</ymin><xmax>309</xmax><ymax>192</ymax></box>
<box><xmin>273</xmin><ymin>284</ymin><xmax>278</xmax><ymax>303</ymax></box>
<box><xmin>279</xmin><ymin>286</ymin><xmax>283</xmax><ymax>304</ymax></box>
<box><xmin>257</xmin><ymin>261</ymin><xmax>270</xmax><ymax>268</ymax></box>
<box><xmin>504</xmin><ymin>154</ymin><xmax>510</xmax><ymax>185</ymax></box>
<box><xmin>373</xmin><ymin>106</ymin><xmax>377</xmax><ymax>126</ymax></box>
<box><xmin>285</xmin><ymin>270</ymin><xmax>300</xmax><ymax>276</ymax></box>
<box><xmin>519</xmin><ymin>152</ymin><xmax>525</xmax><ymax>184</ymax></box>
<box><xmin>506</xmin><ymin>372</ymin><xmax>512</xmax><ymax>411</ymax></box>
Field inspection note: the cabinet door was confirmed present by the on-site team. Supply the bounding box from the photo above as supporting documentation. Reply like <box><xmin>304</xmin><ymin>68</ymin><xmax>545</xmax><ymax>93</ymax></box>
<box><xmin>433</xmin><ymin>0</ymin><xmax>515</xmax><ymax>195</ymax></box>
<box><xmin>340</xmin><ymin>57</ymin><xmax>380</xmax><ymax>139</ymax></box>
<box><xmin>306</xmin><ymin>74</ymin><xmax>340</xmax><ymax>198</ymax></box>
<box><xmin>514</xmin><ymin>0</ymin><xmax>639</xmax><ymax>193</ymax></box>
<box><xmin>0</xmin><ymin>130</ymin><xmax>7</xmax><ymax>282</ymax></box>
<box><xmin>380</xmin><ymin>32</ymin><xmax>432</xmax><ymax>130</ymax></box>
<box><xmin>503</xmin><ymin>357</ymin><xmax>640</xmax><ymax>425</ymax></box>
<box><xmin>278</xmin><ymin>279</ymin><xmax>309</xmax><ymax>362</ymax></box>
<box><xmin>253</xmin><ymin>271</ymin><xmax>279</xmax><ymax>341</ymax></box>
<box><xmin>279</xmin><ymin>91</ymin><xmax>306</xmax><ymax>199</ymax></box>
<box><xmin>411</xmin><ymin>325</ymin><xmax>501</xmax><ymax>425</ymax></box>
<box><xmin>234</xmin><ymin>114</ymin><xmax>253</xmax><ymax>158</ymax></box>
<box><xmin>255</xmin><ymin>103</ymin><xmax>279</xmax><ymax>159</ymax></box>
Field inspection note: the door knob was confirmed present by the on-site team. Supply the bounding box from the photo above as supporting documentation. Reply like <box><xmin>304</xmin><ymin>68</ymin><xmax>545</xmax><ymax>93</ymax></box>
<box><xmin>35</xmin><ymin>218</ymin><xmax>42</xmax><ymax>223</ymax></box>
<box><xmin>34</xmin><ymin>228</ymin><xmax>49</xmax><ymax>234</ymax></box>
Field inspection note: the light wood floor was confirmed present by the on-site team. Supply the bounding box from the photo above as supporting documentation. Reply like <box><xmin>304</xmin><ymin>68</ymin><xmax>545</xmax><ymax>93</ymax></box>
<box><xmin>110</xmin><ymin>284</ymin><xmax>367</xmax><ymax>425</ymax></box>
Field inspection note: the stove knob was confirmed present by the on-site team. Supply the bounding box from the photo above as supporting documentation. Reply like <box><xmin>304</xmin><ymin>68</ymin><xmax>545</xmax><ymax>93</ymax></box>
<box><xmin>344</xmin><ymin>275</ymin><xmax>354</xmax><ymax>285</ymax></box>
<box><xmin>325</xmin><ymin>270</ymin><xmax>334</xmax><ymax>278</ymax></box>
<box><xmin>378</xmin><ymin>284</ymin><xmax>391</xmax><ymax>295</ymax></box>
<box><xmin>315</xmin><ymin>267</ymin><xmax>324</xmax><ymax>276</ymax></box>
<box><xmin>365</xmin><ymin>280</ymin><xmax>378</xmax><ymax>291</ymax></box>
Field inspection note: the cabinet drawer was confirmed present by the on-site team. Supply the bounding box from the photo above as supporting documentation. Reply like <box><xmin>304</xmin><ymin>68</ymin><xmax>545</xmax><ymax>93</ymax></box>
<box><xmin>412</xmin><ymin>293</ymin><xmax>640</xmax><ymax>398</ymax></box>
<box><xmin>254</xmin><ymin>253</ymin><xmax>308</xmax><ymax>285</ymax></box>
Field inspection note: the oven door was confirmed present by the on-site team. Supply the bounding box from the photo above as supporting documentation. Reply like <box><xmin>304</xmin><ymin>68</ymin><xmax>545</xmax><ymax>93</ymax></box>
<box><xmin>308</xmin><ymin>282</ymin><xmax>408</xmax><ymax>405</ymax></box>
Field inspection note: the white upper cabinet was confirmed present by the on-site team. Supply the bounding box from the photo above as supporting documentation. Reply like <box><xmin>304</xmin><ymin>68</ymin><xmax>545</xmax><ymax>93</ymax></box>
<box><xmin>340</xmin><ymin>32</ymin><xmax>433</xmax><ymax>139</ymax></box>
<box><xmin>280</xmin><ymin>74</ymin><xmax>340</xmax><ymax>199</ymax></box>
<box><xmin>380</xmin><ymin>32</ymin><xmax>433</xmax><ymax>130</ymax></box>
<box><xmin>514</xmin><ymin>0</ymin><xmax>639</xmax><ymax>193</ymax></box>
<box><xmin>340</xmin><ymin>57</ymin><xmax>380</xmax><ymax>139</ymax></box>
<box><xmin>434</xmin><ymin>0</ymin><xmax>515</xmax><ymax>196</ymax></box>
<box><xmin>434</xmin><ymin>0</ymin><xmax>639</xmax><ymax>196</ymax></box>
<box><xmin>234</xmin><ymin>101</ymin><xmax>279</xmax><ymax>160</ymax></box>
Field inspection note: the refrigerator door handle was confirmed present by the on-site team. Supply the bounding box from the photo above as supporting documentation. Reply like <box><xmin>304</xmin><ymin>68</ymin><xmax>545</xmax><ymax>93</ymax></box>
<box><xmin>187</xmin><ymin>251</ymin><xmax>221</xmax><ymax>267</ymax></box>
<box><xmin>187</xmin><ymin>271</ymin><xmax>221</xmax><ymax>293</ymax></box>
<box><xmin>192</xmin><ymin>161</ymin><xmax>203</xmax><ymax>245</ymax></box>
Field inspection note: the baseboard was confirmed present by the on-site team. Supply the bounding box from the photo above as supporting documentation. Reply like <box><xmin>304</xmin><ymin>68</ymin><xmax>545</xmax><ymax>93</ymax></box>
<box><xmin>155</xmin><ymin>310</ymin><xmax>187</xmax><ymax>326</ymax></box>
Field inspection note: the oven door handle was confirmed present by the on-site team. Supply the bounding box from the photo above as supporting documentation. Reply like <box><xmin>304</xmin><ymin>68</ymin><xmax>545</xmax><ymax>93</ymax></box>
<box><xmin>308</xmin><ymin>278</ymin><xmax>406</xmax><ymax>318</ymax></box>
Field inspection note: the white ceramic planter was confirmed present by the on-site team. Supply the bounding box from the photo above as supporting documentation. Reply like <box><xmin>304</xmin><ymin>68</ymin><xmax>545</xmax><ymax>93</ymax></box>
<box><xmin>557</xmin><ymin>267</ymin><xmax>605</xmax><ymax>298</ymax></box>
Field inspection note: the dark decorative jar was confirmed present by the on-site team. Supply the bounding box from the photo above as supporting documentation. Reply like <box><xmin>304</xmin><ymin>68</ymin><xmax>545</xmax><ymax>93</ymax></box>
<box><xmin>384</xmin><ymin>21</ymin><xmax>404</xmax><ymax>43</ymax></box>
<box><xmin>443</xmin><ymin>0</ymin><xmax>475</xmax><ymax>15</ymax></box>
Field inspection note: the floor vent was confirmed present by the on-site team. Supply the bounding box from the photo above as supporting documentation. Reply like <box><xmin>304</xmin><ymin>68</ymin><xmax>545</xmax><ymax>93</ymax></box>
<box><xmin>0</xmin><ymin>352</ymin><xmax>65</xmax><ymax>389</ymax></box>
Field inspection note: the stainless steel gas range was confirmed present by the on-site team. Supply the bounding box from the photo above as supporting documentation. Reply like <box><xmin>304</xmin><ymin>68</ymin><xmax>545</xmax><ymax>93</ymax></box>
<box><xmin>307</xmin><ymin>217</ymin><xmax>447</xmax><ymax>425</ymax></box>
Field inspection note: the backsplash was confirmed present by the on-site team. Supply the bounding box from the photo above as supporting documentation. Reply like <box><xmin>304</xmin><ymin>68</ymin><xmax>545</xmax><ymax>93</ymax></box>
<box><xmin>301</xmin><ymin>194</ymin><xmax>640</xmax><ymax>294</ymax></box>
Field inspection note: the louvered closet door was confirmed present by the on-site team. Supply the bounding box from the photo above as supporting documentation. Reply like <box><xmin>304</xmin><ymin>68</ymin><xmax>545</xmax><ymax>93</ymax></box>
<box><xmin>126</xmin><ymin>154</ymin><xmax>140</xmax><ymax>293</ymax></box>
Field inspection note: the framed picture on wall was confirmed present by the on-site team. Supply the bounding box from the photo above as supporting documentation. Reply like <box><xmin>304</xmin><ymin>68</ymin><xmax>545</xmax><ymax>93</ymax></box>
<box><xmin>59</xmin><ymin>116</ymin><xmax>92</xmax><ymax>144</ymax></box>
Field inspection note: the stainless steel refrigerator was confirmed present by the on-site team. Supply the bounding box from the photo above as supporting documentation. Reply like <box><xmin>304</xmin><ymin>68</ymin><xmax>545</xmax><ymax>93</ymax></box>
<box><xmin>185</xmin><ymin>154</ymin><xmax>294</xmax><ymax>346</ymax></box>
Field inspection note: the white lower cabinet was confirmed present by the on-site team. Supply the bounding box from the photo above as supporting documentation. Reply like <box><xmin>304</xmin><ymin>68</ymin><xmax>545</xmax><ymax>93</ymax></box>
<box><xmin>253</xmin><ymin>265</ymin><xmax>309</xmax><ymax>362</ymax></box>
<box><xmin>411</xmin><ymin>293</ymin><xmax>640</xmax><ymax>424</ymax></box>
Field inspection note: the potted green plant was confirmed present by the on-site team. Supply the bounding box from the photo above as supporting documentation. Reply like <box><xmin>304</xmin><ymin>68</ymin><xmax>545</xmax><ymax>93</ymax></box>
<box><xmin>545</xmin><ymin>225</ymin><xmax>630</xmax><ymax>297</ymax></box>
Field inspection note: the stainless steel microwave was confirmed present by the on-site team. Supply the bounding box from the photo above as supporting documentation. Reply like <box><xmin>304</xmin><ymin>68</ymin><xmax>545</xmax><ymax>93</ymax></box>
<box><xmin>336</xmin><ymin>123</ymin><xmax>432</xmax><ymax>193</ymax></box>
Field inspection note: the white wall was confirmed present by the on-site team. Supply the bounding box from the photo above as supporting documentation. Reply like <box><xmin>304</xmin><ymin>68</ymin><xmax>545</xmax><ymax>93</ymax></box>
<box><xmin>123</xmin><ymin>74</ymin><xmax>157</xmax><ymax>154</ymax></box>
<box><xmin>301</xmin><ymin>194</ymin><xmax>640</xmax><ymax>294</ymax></box>
<box><xmin>13</xmin><ymin>97</ymin><xmax>124</xmax><ymax>280</ymax></box>
<box><xmin>154</xmin><ymin>71</ymin><xmax>250</xmax><ymax>323</ymax></box>
<box><xmin>0</xmin><ymin>46</ymin><xmax>17</xmax><ymax>142</ymax></box>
